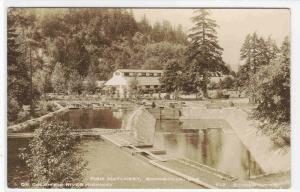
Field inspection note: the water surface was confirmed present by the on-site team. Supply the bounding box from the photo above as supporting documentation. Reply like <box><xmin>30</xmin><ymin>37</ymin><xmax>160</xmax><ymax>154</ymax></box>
<box><xmin>59</xmin><ymin>108</ymin><xmax>130</xmax><ymax>129</ymax></box>
<box><xmin>154</xmin><ymin>119</ymin><xmax>264</xmax><ymax>179</ymax></box>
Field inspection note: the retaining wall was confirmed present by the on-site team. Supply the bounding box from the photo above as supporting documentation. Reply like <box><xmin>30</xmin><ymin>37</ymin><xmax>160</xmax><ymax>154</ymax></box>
<box><xmin>8</xmin><ymin>107</ymin><xmax>69</xmax><ymax>133</ymax></box>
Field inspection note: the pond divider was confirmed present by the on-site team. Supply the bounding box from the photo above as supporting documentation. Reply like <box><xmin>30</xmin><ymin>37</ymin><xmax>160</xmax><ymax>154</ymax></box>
<box><xmin>7</xmin><ymin>128</ymin><xmax>131</xmax><ymax>138</ymax></box>
<box><xmin>8</xmin><ymin>107</ymin><xmax>69</xmax><ymax>133</ymax></box>
<box><xmin>148</xmin><ymin>160</ymin><xmax>216</xmax><ymax>189</ymax></box>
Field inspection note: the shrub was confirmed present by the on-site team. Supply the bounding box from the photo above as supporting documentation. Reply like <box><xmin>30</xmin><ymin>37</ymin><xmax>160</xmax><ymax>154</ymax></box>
<box><xmin>19</xmin><ymin>121</ymin><xmax>87</xmax><ymax>188</ymax></box>
<box><xmin>8</xmin><ymin>96</ymin><xmax>21</xmax><ymax>122</ymax></box>
<box><xmin>16</xmin><ymin>109</ymin><xmax>30</xmax><ymax>123</ymax></box>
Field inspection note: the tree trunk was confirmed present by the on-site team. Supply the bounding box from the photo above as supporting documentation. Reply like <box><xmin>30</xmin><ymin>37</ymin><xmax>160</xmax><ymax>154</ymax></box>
<box><xmin>202</xmin><ymin>73</ymin><xmax>209</xmax><ymax>98</ymax></box>
<box><xmin>202</xmin><ymin>85</ymin><xmax>208</xmax><ymax>98</ymax></box>
<box><xmin>29</xmin><ymin>46</ymin><xmax>34</xmax><ymax>116</ymax></box>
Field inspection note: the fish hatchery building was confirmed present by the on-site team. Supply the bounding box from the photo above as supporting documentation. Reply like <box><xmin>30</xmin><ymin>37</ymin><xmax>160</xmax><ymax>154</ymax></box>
<box><xmin>105</xmin><ymin>69</ymin><xmax>164</xmax><ymax>98</ymax></box>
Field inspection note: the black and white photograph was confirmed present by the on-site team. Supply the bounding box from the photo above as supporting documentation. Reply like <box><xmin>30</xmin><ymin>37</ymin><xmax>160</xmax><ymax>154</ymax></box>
<box><xmin>5</xmin><ymin>6</ymin><xmax>292</xmax><ymax>189</ymax></box>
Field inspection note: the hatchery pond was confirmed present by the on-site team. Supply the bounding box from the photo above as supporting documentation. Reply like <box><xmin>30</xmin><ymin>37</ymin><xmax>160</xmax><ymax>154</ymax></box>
<box><xmin>8</xmin><ymin>107</ymin><xmax>267</xmax><ymax>188</ymax></box>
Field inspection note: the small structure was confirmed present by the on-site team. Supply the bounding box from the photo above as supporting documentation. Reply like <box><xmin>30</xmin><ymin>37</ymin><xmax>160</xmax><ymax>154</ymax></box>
<box><xmin>95</xmin><ymin>80</ymin><xmax>106</xmax><ymax>93</ymax></box>
<box><xmin>105</xmin><ymin>69</ymin><xmax>163</xmax><ymax>98</ymax></box>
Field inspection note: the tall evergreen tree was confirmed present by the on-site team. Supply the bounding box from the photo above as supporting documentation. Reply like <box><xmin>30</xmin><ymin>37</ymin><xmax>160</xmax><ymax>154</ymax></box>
<box><xmin>160</xmin><ymin>59</ymin><xmax>183</xmax><ymax>98</ymax></box>
<box><xmin>138</xmin><ymin>14</ymin><xmax>152</xmax><ymax>34</ymax></box>
<box><xmin>238</xmin><ymin>33</ymin><xmax>279</xmax><ymax>99</ymax></box>
<box><xmin>183</xmin><ymin>9</ymin><xmax>226</xmax><ymax>97</ymax></box>
<box><xmin>7</xmin><ymin>9</ymin><xmax>33</xmax><ymax>120</ymax></box>
<box><xmin>265</xmin><ymin>36</ymin><xmax>280</xmax><ymax>64</ymax></box>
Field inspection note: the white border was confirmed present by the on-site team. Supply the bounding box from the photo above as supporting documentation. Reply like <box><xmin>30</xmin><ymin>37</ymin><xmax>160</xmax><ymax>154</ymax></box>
<box><xmin>1</xmin><ymin>1</ymin><xmax>300</xmax><ymax>192</ymax></box>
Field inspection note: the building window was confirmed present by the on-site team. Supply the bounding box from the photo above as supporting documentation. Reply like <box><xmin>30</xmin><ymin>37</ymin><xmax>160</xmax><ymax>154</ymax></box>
<box><xmin>154</xmin><ymin>85</ymin><xmax>159</xmax><ymax>88</ymax></box>
<box><xmin>149</xmin><ymin>73</ymin><xmax>154</xmax><ymax>76</ymax></box>
<box><xmin>124</xmin><ymin>72</ymin><xmax>129</xmax><ymax>76</ymax></box>
<box><xmin>140</xmin><ymin>73</ymin><xmax>146</xmax><ymax>77</ymax></box>
<box><xmin>157</xmin><ymin>73</ymin><xmax>162</xmax><ymax>77</ymax></box>
<box><xmin>145</xmin><ymin>85</ymin><xmax>150</xmax><ymax>89</ymax></box>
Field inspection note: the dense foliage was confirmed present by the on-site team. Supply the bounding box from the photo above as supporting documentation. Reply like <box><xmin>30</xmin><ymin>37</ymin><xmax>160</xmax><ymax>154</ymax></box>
<box><xmin>251</xmin><ymin>37</ymin><xmax>290</xmax><ymax>123</ymax></box>
<box><xmin>19</xmin><ymin>121</ymin><xmax>87</xmax><ymax>187</ymax></box>
<box><xmin>238</xmin><ymin>34</ymin><xmax>290</xmax><ymax>142</ymax></box>
<box><xmin>7</xmin><ymin>8</ymin><xmax>188</xmax><ymax>121</ymax></box>
<box><xmin>160</xmin><ymin>59</ymin><xmax>184</xmax><ymax>97</ymax></box>
<box><xmin>237</xmin><ymin>33</ymin><xmax>279</xmax><ymax>89</ymax></box>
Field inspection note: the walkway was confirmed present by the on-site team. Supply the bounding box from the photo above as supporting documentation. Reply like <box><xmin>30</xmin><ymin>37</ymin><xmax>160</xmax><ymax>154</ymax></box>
<box><xmin>80</xmin><ymin>138</ymin><xmax>203</xmax><ymax>188</ymax></box>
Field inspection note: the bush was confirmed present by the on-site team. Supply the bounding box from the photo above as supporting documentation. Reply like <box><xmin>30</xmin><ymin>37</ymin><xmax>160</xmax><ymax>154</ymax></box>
<box><xmin>8</xmin><ymin>96</ymin><xmax>21</xmax><ymax>122</ymax></box>
<box><xmin>215</xmin><ymin>90</ymin><xmax>225</xmax><ymax>99</ymax></box>
<box><xmin>257</xmin><ymin>121</ymin><xmax>290</xmax><ymax>146</ymax></box>
<box><xmin>16</xmin><ymin>109</ymin><xmax>30</xmax><ymax>123</ymax></box>
<box><xmin>42</xmin><ymin>101</ymin><xmax>55</xmax><ymax>112</ymax></box>
<box><xmin>35</xmin><ymin>100</ymin><xmax>57</xmax><ymax>117</ymax></box>
<box><xmin>215</xmin><ymin>90</ymin><xmax>230</xmax><ymax>99</ymax></box>
<box><xmin>19</xmin><ymin>121</ymin><xmax>87</xmax><ymax>187</ymax></box>
<box><xmin>85</xmin><ymin>75</ymin><xmax>97</xmax><ymax>94</ymax></box>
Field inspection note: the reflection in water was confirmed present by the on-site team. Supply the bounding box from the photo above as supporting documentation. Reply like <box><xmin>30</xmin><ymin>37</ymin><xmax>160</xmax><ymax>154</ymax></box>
<box><xmin>60</xmin><ymin>108</ymin><xmax>130</xmax><ymax>129</ymax></box>
<box><xmin>154</xmin><ymin>120</ymin><xmax>264</xmax><ymax>179</ymax></box>
<box><xmin>201</xmin><ymin>129</ymin><xmax>208</xmax><ymax>164</ymax></box>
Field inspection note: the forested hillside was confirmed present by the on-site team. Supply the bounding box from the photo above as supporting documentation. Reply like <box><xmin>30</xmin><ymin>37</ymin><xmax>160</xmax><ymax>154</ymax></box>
<box><xmin>7</xmin><ymin>8</ymin><xmax>187</xmax><ymax>121</ymax></box>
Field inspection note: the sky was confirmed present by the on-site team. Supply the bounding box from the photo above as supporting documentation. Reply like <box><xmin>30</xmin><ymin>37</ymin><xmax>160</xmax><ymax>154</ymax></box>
<box><xmin>132</xmin><ymin>9</ymin><xmax>290</xmax><ymax>71</ymax></box>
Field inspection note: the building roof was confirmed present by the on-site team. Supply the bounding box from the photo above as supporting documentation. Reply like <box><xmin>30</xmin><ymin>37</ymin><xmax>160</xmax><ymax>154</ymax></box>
<box><xmin>116</xmin><ymin>69</ymin><xmax>163</xmax><ymax>73</ymax></box>
<box><xmin>105</xmin><ymin>75</ymin><xmax>128</xmax><ymax>86</ymax></box>
<box><xmin>105</xmin><ymin>76</ymin><xmax>161</xmax><ymax>86</ymax></box>
<box><xmin>210</xmin><ymin>74</ymin><xmax>234</xmax><ymax>83</ymax></box>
